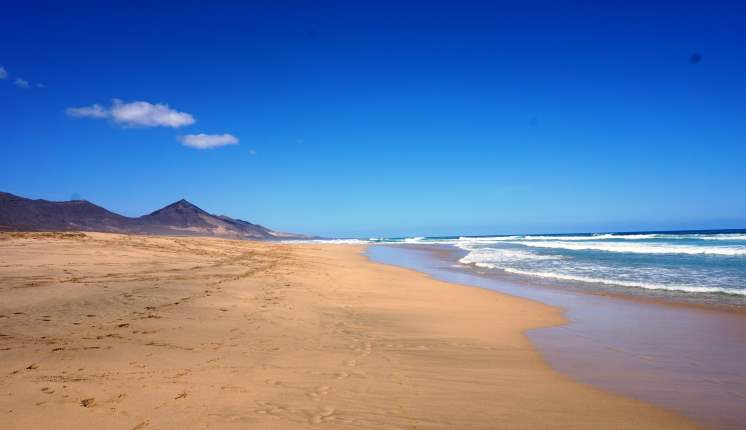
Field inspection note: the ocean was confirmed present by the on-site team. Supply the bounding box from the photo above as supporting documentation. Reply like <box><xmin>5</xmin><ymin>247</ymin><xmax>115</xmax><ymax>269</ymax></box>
<box><xmin>318</xmin><ymin>229</ymin><xmax>746</xmax><ymax>304</ymax></box>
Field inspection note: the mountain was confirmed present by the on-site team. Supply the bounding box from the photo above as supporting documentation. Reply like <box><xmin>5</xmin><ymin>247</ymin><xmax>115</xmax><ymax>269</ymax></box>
<box><xmin>136</xmin><ymin>199</ymin><xmax>286</xmax><ymax>239</ymax></box>
<box><xmin>0</xmin><ymin>192</ymin><xmax>308</xmax><ymax>240</ymax></box>
<box><xmin>0</xmin><ymin>192</ymin><xmax>135</xmax><ymax>233</ymax></box>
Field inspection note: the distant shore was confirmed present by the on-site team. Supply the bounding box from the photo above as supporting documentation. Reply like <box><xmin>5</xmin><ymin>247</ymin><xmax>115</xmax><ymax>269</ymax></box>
<box><xmin>0</xmin><ymin>232</ymin><xmax>696</xmax><ymax>428</ymax></box>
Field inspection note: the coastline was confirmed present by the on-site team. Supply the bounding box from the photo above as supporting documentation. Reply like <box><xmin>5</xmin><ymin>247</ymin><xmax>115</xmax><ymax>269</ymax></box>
<box><xmin>434</xmin><ymin>242</ymin><xmax>746</xmax><ymax>314</ymax></box>
<box><xmin>0</xmin><ymin>232</ymin><xmax>696</xmax><ymax>428</ymax></box>
<box><xmin>362</xmin><ymin>232</ymin><xmax>746</xmax><ymax>309</ymax></box>
<box><xmin>368</xmin><ymin>244</ymin><xmax>746</xmax><ymax>430</ymax></box>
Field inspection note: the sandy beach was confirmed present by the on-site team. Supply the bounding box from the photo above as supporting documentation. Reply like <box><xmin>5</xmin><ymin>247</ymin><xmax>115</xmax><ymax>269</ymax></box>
<box><xmin>0</xmin><ymin>232</ymin><xmax>698</xmax><ymax>429</ymax></box>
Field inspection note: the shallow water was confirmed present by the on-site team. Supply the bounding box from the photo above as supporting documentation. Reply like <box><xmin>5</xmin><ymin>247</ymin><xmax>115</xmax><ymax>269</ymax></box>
<box><xmin>368</xmin><ymin>244</ymin><xmax>746</xmax><ymax>430</ymax></box>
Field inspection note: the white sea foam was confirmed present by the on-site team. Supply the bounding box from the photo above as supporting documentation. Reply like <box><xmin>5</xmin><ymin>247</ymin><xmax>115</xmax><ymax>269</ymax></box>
<box><xmin>512</xmin><ymin>241</ymin><xmax>746</xmax><ymax>256</ymax></box>
<box><xmin>457</xmin><ymin>236</ymin><xmax>521</xmax><ymax>242</ymax></box>
<box><xmin>696</xmin><ymin>234</ymin><xmax>746</xmax><ymax>241</ymax></box>
<box><xmin>607</xmin><ymin>233</ymin><xmax>746</xmax><ymax>241</ymax></box>
<box><xmin>457</xmin><ymin>234</ymin><xmax>657</xmax><ymax>242</ymax></box>
<box><xmin>500</xmin><ymin>268</ymin><xmax>746</xmax><ymax>296</ymax></box>
<box><xmin>589</xmin><ymin>233</ymin><xmax>659</xmax><ymax>240</ymax></box>
<box><xmin>457</xmin><ymin>233</ymin><xmax>746</xmax><ymax>242</ymax></box>
<box><xmin>296</xmin><ymin>232</ymin><xmax>746</xmax><ymax>247</ymax></box>
<box><xmin>519</xmin><ymin>234</ymin><xmax>655</xmax><ymax>241</ymax></box>
<box><xmin>395</xmin><ymin>237</ymin><xmax>464</xmax><ymax>245</ymax></box>
<box><xmin>458</xmin><ymin>248</ymin><xmax>562</xmax><ymax>269</ymax></box>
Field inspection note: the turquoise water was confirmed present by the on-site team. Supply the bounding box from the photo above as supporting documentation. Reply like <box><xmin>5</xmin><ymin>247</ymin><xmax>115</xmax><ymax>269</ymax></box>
<box><xmin>322</xmin><ymin>229</ymin><xmax>746</xmax><ymax>300</ymax></box>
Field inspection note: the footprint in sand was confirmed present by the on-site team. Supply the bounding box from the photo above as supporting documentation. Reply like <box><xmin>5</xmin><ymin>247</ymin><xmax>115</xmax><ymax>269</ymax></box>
<box><xmin>307</xmin><ymin>385</ymin><xmax>330</xmax><ymax>400</ymax></box>
<box><xmin>255</xmin><ymin>400</ymin><xmax>285</xmax><ymax>416</ymax></box>
<box><xmin>309</xmin><ymin>406</ymin><xmax>336</xmax><ymax>424</ymax></box>
<box><xmin>132</xmin><ymin>420</ymin><xmax>150</xmax><ymax>429</ymax></box>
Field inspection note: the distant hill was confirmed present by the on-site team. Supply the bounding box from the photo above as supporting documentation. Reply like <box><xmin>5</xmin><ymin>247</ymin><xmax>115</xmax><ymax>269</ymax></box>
<box><xmin>0</xmin><ymin>191</ymin><xmax>308</xmax><ymax>240</ymax></box>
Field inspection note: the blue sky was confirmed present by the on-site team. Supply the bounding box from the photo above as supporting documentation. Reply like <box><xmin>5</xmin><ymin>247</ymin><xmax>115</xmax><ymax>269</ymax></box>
<box><xmin>2</xmin><ymin>0</ymin><xmax>745</xmax><ymax>237</ymax></box>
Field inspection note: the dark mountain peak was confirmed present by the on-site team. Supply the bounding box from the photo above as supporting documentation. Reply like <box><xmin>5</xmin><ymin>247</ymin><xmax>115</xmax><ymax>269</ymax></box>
<box><xmin>148</xmin><ymin>199</ymin><xmax>206</xmax><ymax>216</ymax></box>
<box><xmin>63</xmin><ymin>199</ymin><xmax>96</xmax><ymax>207</ymax></box>
<box><xmin>1</xmin><ymin>190</ymin><xmax>309</xmax><ymax>240</ymax></box>
<box><xmin>168</xmin><ymin>198</ymin><xmax>197</xmax><ymax>208</ymax></box>
<box><xmin>141</xmin><ymin>198</ymin><xmax>211</xmax><ymax>228</ymax></box>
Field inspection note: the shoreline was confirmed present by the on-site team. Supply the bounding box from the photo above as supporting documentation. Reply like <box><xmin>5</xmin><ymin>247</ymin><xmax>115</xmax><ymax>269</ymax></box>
<box><xmin>434</xmin><ymin>242</ymin><xmax>746</xmax><ymax>315</ymax></box>
<box><xmin>368</xmin><ymin>244</ymin><xmax>746</xmax><ymax>430</ymax></box>
<box><xmin>360</xmin><ymin>233</ymin><xmax>746</xmax><ymax>310</ymax></box>
<box><xmin>0</xmin><ymin>232</ymin><xmax>698</xmax><ymax>428</ymax></box>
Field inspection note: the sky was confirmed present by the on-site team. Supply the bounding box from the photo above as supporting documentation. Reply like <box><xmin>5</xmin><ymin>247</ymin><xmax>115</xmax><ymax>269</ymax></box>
<box><xmin>2</xmin><ymin>0</ymin><xmax>745</xmax><ymax>237</ymax></box>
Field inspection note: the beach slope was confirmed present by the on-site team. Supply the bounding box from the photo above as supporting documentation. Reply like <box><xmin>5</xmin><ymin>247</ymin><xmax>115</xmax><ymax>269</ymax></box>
<box><xmin>0</xmin><ymin>232</ymin><xmax>697</xmax><ymax>429</ymax></box>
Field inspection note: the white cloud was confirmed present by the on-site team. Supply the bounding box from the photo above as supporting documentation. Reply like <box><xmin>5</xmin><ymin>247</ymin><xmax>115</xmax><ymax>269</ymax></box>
<box><xmin>14</xmin><ymin>77</ymin><xmax>29</xmax><ymax>89</ymax></box>
<box><xmin>65</xmin><ymin>99</ymin><xmax>195</xmax><ymax>128</ymax></box>
<box><xmin>66</xmin><ymin>104</ymin><xmax>108</xmax><ymax>119</ymax></box>
<box><xmin>110</xmin><ymin>99</ymin><xmax>194</xmax><ymax>128</ymax></box>
<box><xmin>179</xmin><ymin>133</ymin><xmax>239</xmax><ymax>149</ymax></box>
<box><xmin>0</xmin><ymin>66</ymin><xmax>7</xmax><ymax>80</ymax></box>
<box><xmin>249</xmin><ymin>149</ymin><xmax>257</xmax><ymax>156</ymax></box>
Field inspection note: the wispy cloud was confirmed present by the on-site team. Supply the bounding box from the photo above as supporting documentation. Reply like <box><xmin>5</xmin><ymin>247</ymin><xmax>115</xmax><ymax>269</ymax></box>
<box><xmin>0</xmin><ymin>67</ymin><xmax>43</xmax><ymax>88</ymax></box>
<box><xmin>111</xmin><ymin>100</ymin><xmax>194</xmax><ymax>128</ymax></box>
<box><xmin>67</xmin><ymin>104</ymin><xmax>108</xmax><ymax>119</ymax></box>
<box><xmin>179</xmin><ymin>133</ymin><xmax>239</xmax><ymax>149</ymax></box>
<box><xmin>14</xmin><ymin>77</ymin><xmax>29</xmax><ymax>89</ymax></box>
<box><xmin>66</xmin><ymin>99</ymin><xmax>195</xmax><ymax>128</ymax></box>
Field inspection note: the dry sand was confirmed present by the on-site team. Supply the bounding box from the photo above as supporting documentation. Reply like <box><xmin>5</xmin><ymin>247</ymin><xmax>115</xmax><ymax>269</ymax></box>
<box><xmin>0</xmin><ymin>232</ymin><xmax>698</xmax><ymax>429</ymax></box>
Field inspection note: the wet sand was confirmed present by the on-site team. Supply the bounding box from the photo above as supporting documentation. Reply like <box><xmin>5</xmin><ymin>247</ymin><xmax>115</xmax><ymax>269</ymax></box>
<box><xmin>368</xmin><ymin>244</ymin><xmax>746</xmax><ymax>430</ymax></box>
<box><xmin>0</xmin><ymin>232</ymin><xmax>697</xmax><ymax>429</ymax></box>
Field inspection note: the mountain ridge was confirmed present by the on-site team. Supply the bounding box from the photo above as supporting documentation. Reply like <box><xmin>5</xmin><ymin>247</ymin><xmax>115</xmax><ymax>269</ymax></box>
<box><xmin>0</xmin><ymin>191</ymin><xmax>308</xmax><ymax>240</ymax></box>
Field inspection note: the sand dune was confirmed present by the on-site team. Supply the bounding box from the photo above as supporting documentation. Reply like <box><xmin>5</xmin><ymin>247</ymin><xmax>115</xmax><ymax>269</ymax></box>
<box><xmin>0</xmin><ymin>232</ymin><xmax>697</xmax><ymax>429</ymax></box>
